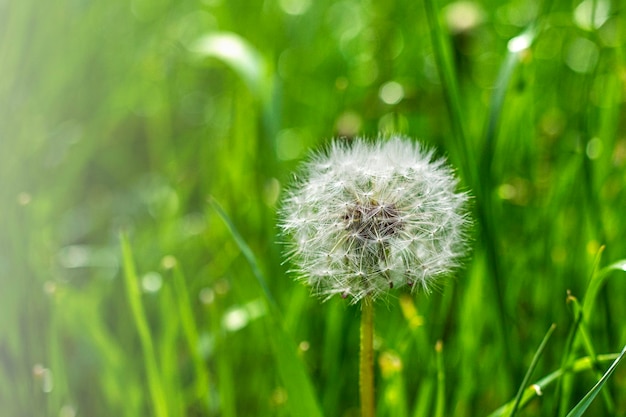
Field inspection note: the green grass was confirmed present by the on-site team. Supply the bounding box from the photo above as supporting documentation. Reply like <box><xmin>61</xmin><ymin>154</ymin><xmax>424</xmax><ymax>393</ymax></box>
<box><xmin>1</xmin><ymin>0</ymin><xmax>626</xmax><ymax>416</ymax></box>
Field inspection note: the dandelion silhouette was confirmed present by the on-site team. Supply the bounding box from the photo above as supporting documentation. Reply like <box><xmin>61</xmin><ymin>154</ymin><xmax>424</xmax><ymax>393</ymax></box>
<box><xmin>280</xmin><ymin>136</ymin><xmax>470</xmax><ymax>304</ymax></box>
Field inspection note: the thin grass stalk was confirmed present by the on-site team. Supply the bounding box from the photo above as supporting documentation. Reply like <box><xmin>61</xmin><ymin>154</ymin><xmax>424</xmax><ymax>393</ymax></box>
<box><xmin>434</xmin><ymin>341</ymin><xmax>445</xmax><ymax>417</ymax></box>
<box><xmin>555</xmin><ymin>292</ymin><xmax>584</xmax><ymax>417</ymax></box>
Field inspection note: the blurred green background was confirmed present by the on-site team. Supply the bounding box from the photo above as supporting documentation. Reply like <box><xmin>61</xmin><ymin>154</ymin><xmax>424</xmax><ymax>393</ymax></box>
<box><xmin>1</xmin><ymin>0</ymin><xmax>626</xmax><ymax>416</ymax></box>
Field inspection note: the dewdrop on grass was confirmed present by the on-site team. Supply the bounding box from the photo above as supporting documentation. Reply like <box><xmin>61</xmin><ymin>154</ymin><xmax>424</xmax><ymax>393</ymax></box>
<box><xmin>279</xmin><ymin>136</ymin><xmax>471</xmax><ymax>304</ymax></box>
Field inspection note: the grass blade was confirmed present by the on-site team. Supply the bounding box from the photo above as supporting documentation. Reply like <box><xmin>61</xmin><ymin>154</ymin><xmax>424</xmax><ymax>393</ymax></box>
<box><xmin>209</xmin><ymin>198</ymin><xmax>324</xmax><ymax>417</ymax></box>
<box><xmin>486</xmin><ymin>353</ymin><xmax>621</xmax><ymax>417</ymax></box>
<box><xmin>209</xmin><ymin>197</ymin><xmax>276</xmax><ymax>308</ymax></box>
<box><xmin>422</xmin><ymin>0</ymin><xmax>469</xmax><ymax>169</ymax></box>
<box><xmin>583</xmin><ymin>256</ymin><xmax>626</xmax><ymax>320</ymax></box>
<box><xmin>555</xmin><ymin>291</ymin><xmax>585</xmax><ymax>416</ymax></box>
<box><xmin>508</xmin><ymin>323</ymin><xmax>556</xmax><ymax>417</ymax></box>
<box><xmin>215</xmin><ymin>314</ymin><xmax>237</xmax><ymax>417</ymax></box>
<box><xmin>565</xmin><ymin>344</ymin><xmax>626</xmax><ymax>417</ymax></box>
<box><xmin>567</xmin><ymin>292</ymin><xmax>616</xmax><ymax>413</ymax></box>
<box><xmin>120</xmin><ymin>234</ymin><xmax>169</xmax><ymax>417</ymax></box>
<box><xmin>189</xmin><ymin>32</ymin><xmax>270</xmax><ymax>101</ymax></box>
<box><xmin>422</xmin><ymin>0</ymin><xmax>519</xmax><ymax>376</ymax></box>
<box><xmin>482</xmin><ymin>27</ymin><xmax>536</xmax><ymax>181</ymax></box>
<box><xmin>170</xmin><ymin>264</ymin><xmax>211</xmax><ymax>406</ymax></box>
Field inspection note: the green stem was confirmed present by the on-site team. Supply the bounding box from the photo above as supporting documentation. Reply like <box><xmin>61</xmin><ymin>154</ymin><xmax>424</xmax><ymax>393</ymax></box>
<box><xmin>360</xmin><ymin>298</ymin><xmax>375</xmax><ymax>417</ymax></box>
<box><xmin>435</xmin><ymin>341</ymin><xmax>445</xmax><ymax>417</ymax></box>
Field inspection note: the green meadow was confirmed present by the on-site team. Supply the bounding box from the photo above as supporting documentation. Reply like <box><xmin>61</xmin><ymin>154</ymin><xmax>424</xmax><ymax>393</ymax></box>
<box><xmin>1</xmin><ymin>0</ymin><xmax>625</xmax><ymax>416</ymax></box>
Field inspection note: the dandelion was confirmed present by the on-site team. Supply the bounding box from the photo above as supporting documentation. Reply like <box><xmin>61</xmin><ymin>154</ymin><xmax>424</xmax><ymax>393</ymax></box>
<box><xmin>279</xmin><ymin>136</ymin><xmax>471</xmax><ymax>304</ymax></box>
<box><xmin>279</xmin><ymin>135</ymin><xmax>471</xmax><ymax>417</ymax></box>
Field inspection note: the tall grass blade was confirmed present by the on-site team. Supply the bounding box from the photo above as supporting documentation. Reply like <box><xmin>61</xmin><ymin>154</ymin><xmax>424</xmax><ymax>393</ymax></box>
<box><xmin>567</xmin><ymin>293</ymin><xmax>615</xmax><ymax>413</ymax></box>
<box><xmin>486</xmin><ymin>353</ymin><xmax>621</xmax><ymax>417</ymax></box>
<box><xmin>171</xmin><ymin>265</ymin><xmax>211</xmax><ymax>406</ymax></box>
<box><xmin>421</xmin><ymin>0</ymin><xmax>469</xmax><ymax>170</ymax></box>
<box><xmin>120</xmin><ymin>234</ymin><xmax>169</xmax><ymax>417</ymax></box>
<box><xmin>508</xmin><ymin>323</ymin><xmax>556</xmax><ymax>417</ymax></box>
<box><xmin>583</xmin><ymin>257</ymin><xmax>626</xmax><ymax>320</ymax></box>
<box><xmin>482</xmin><ymin>0</ymin><xmax>553</xmax><ymax>169</ymax></box>
<box><xmin>321</xmin><ymin>300</ymin><xmax>346</xmax><ymax>413</ymax></box>
<box><xmin>209</xmin><ymin>197</ymin><xmax>276</xmax><ymax>309</ymax></box>
<box><xmin>189</xmin><ymin>32</ymin><xmax>271</xmax><ymax>102</ymax></box>
<box><xmin>565</xmin><ymin>344</ymin><xmax>626</xmax><ymax>417</ymax></box>
<box><xmin>483</xmin><ymin>27</ymin><xmax>536</xmax><ymax>180</ymax></box>
<box><xmin>412</xmin><ymin>378</ymin><xmax>435</xmax><ymax>417</ymax></box>
<box><xmin>209</xmin><ymin>198</ymin><xmax>324</xmax><ymax>417</ymax></box>
<box><xmin>422</xmin><ymin>0</ymin><xmax>515</xmax><ymax>374</ymax></box>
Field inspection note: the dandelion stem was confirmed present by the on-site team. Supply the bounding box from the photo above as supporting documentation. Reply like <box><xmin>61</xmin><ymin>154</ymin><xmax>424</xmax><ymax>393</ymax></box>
<box><xmin>360</xmin><ymin>297</ymin><xmax>375</xmax><ymax>417</ymax></box>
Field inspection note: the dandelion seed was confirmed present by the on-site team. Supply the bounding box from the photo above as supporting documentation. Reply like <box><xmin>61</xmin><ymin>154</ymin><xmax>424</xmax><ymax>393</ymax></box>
<box><xmin>279</xmin><ymin>136</ymin><xmax>471</xmax><ymax>304</ymax></box>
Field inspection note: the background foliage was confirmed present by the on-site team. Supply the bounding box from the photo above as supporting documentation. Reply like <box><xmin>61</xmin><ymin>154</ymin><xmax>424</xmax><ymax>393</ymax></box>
<box><xmin>1</xmin><ymin>0</ymin><xmax>625</xmax><ymax>416</ymax></box>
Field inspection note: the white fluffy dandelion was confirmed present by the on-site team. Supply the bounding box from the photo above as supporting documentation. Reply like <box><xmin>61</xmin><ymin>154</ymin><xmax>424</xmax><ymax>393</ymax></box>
<box><xmin>279</xmin><ymin>136</ymin><xmax>471</xmax><ymax>303</ymax></box>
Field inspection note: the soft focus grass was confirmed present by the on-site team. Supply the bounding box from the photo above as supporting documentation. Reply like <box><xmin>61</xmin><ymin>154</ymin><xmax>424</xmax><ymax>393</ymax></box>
<box><xmin>1</xmin><ymin>0</ymin><xmax>626</xmax><ymax>416</ymax></box>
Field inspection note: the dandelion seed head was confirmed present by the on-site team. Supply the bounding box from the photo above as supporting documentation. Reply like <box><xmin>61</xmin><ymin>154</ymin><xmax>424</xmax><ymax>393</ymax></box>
<box><xmin>279</xmin><ymin>136</ymin><xmax>471</xmax><ymax>304</ymax></box>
